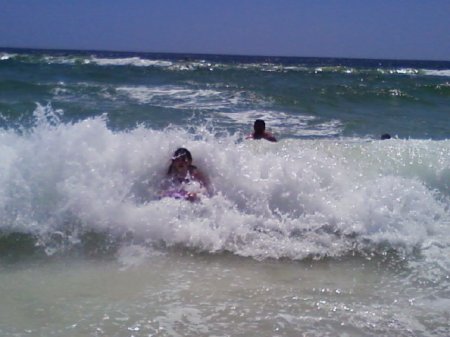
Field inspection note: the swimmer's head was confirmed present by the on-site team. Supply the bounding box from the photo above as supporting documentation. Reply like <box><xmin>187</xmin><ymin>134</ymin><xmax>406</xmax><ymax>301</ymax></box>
<box><xmin>172</xmin><ymin>148</ymin><xmax>192</xmax><ymax>162</ymax></box>
<box><xmin>254</xmin><ymin>119</ymin><xmax>266</xmax><ymax>134</ymax></box>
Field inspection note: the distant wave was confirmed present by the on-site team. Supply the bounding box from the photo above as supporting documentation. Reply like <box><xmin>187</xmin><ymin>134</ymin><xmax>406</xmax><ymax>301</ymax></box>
<box><xmin>2</xmin><ymin>50</ymin><xmax>450</xmax><ymax>78</ymax></box>
<box><xmin>0</xmin><ymin>52</ymin><xmax>15</xmax><ymax>61</ymax></box>
<box><xmin>90</xmin><ymin>56</ymin><xmax>173</xmax><ymax>67</ymax></box>
<box><xmin>116</xmin><ymin>85</ymin><xmax>268</xmax><ymax>111</ymax></box>
<box><xmin>422</xmin><ymin>69</ymin><xmax>450</xmax><ymax>77</ymax></box>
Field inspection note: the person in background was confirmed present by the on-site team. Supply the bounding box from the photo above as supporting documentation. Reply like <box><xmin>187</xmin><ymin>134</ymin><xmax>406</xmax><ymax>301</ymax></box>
<box><xmin>162</xmin><ymin>147</ymin><xmax>210</xmax><ymax>201</ymax></box>
<box><xmin>381</xmin><ymin>133</ymin><xmax>391</xmax><ymax>140</ymax></box>
<box><xmin>247</xmin><ymin>119</ymin><xmax>277</xmax><ymax>142</ymax></box>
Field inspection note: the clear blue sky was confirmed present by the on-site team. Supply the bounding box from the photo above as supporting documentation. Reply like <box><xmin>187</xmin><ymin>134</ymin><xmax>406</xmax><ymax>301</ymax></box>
<box><xmin>1</xmin><ymin>0</ymin><xmax>449</xmax><ymax>60</ymax></box>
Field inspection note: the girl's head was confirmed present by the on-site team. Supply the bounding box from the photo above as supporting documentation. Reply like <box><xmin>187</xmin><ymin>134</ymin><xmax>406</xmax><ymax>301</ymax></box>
<box><xmin>168</xmin><ymin>148</ymin><xmax>192</xmax><ymax>174</ymax></box>
<box><xmin>172</xmin><ymin>148</ymin><xmax>192</xmax><ymax>162</ymax></box>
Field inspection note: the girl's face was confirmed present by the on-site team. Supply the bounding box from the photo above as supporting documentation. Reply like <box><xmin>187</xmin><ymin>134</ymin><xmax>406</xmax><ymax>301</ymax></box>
<box><xmin>172</xmin><ymin>156</ymin><xmax>190</xmax><ymax>172</ymax></box>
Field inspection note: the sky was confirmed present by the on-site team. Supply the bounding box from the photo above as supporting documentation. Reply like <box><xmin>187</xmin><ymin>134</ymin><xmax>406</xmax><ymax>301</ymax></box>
<box><xmin>1</xmin><ymin>0</ymin><xmax>449</xmax><ymax>61</ymax></box>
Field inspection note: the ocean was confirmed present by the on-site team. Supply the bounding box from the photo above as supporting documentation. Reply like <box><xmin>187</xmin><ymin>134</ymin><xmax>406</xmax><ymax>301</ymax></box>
<box><xmin>0</xmin><ymin>48</ymin><xmax>449</xmax><ymax>336</ymax></box>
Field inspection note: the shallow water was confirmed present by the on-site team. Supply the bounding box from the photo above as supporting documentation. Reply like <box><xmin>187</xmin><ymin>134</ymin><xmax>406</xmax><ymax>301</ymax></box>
<box><xmin>2</xmin><ymin>249</ymin><xmax>448</xmax><ymax>337</ymax></box>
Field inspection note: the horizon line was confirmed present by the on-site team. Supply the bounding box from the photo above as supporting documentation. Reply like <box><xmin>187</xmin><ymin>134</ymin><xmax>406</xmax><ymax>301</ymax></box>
<box><xmin>1</xmin><ymin>45</ymin><xmax>449</xmax><ymax>64</ymax></box>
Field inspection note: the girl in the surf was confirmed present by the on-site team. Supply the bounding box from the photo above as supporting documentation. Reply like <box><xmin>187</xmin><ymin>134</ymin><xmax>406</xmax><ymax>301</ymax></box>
<box><xmin>160</xmin><ymin>148</ymin><xmax>210</xmax><ymax>201</ymax></box>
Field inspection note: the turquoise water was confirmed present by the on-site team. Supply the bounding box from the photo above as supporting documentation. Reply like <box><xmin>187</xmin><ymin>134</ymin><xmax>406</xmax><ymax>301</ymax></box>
<box><xmin>1</xmin><ymin>48</ymin><xmax>449</xmax><ymax>138</ymax></box>
<box><xmin>0</xmin><ymin>48</ymin><xmax>449</xmax><ymax>336</ymax></box>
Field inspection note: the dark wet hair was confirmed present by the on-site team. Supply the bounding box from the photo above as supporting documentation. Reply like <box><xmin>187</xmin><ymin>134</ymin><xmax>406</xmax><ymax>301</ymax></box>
<box><xmin>253</xmin><ymin>120</ymin><xmax>266</xmax><ymax>137</ymax></box>
<box><xmin>172</xmin><ymin>147</ymin><xmax>192</xmax><ymax>161</ymax></box>
<box><xmin>168</xmin><ymin>148</ymin><xmax>193</xmax><ymax>175</ymax></box>
<box><xmin>381</xmin><ymin>133</ymin><xmax>391</xmax><ymax>140</ymax></box>
<box><xmin>254</xmin><ymin>119</ymin><xmax>266</xmax><ymax>129</ymax></box>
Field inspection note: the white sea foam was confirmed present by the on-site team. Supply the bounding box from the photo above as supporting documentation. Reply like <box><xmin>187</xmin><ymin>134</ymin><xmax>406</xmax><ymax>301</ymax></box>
<box><xmin>422</xmin><ymin>69</ymin><xmax>450</xmax><ymax>77</ymax></box>
<box><xmin>42</xmin><ymin>56</ymin><xmax>68</xmax><ymax>64</ymax></box>
<box><xmin>116</xmin><ymin>85</ymin><xmax>267</xmax><ymax>110</ymax></box>
<box><xmin>91</xmin><ymin>56</ymin><xmax>173</xmax><ymax>67</ymax></box>
<box><xmin>394</xmin><ymin>68</ymin><xmax>419</xmax><ymax>75</ymax></box>
<box><xmin>0</xmin><ymin>53</ymin><xmax>15</xmax><ymax>61</ymax></box>
<box><xmin>0</xmin><ymin>104</ymin><xmax>449</xmax><ymax>262</ymax></box>
<box><xmin>375</xmin><ymin>67</ymin><xmax>450</xmax><ymax>78</ymax></box>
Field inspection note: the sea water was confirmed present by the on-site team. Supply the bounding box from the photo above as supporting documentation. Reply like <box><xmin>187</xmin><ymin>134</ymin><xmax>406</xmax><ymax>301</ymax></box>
<box><xmin>0</xmin><ymin>48</ymin><xmax>449</xmax><ymax>336</ymax></box>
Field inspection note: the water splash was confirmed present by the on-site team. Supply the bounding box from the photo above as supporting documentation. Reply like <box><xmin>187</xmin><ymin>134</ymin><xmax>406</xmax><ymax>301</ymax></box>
<box><xmin>0</xmin><ymin>105</ymin><xmax>448</xmax><ymax>263</ymax></box>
